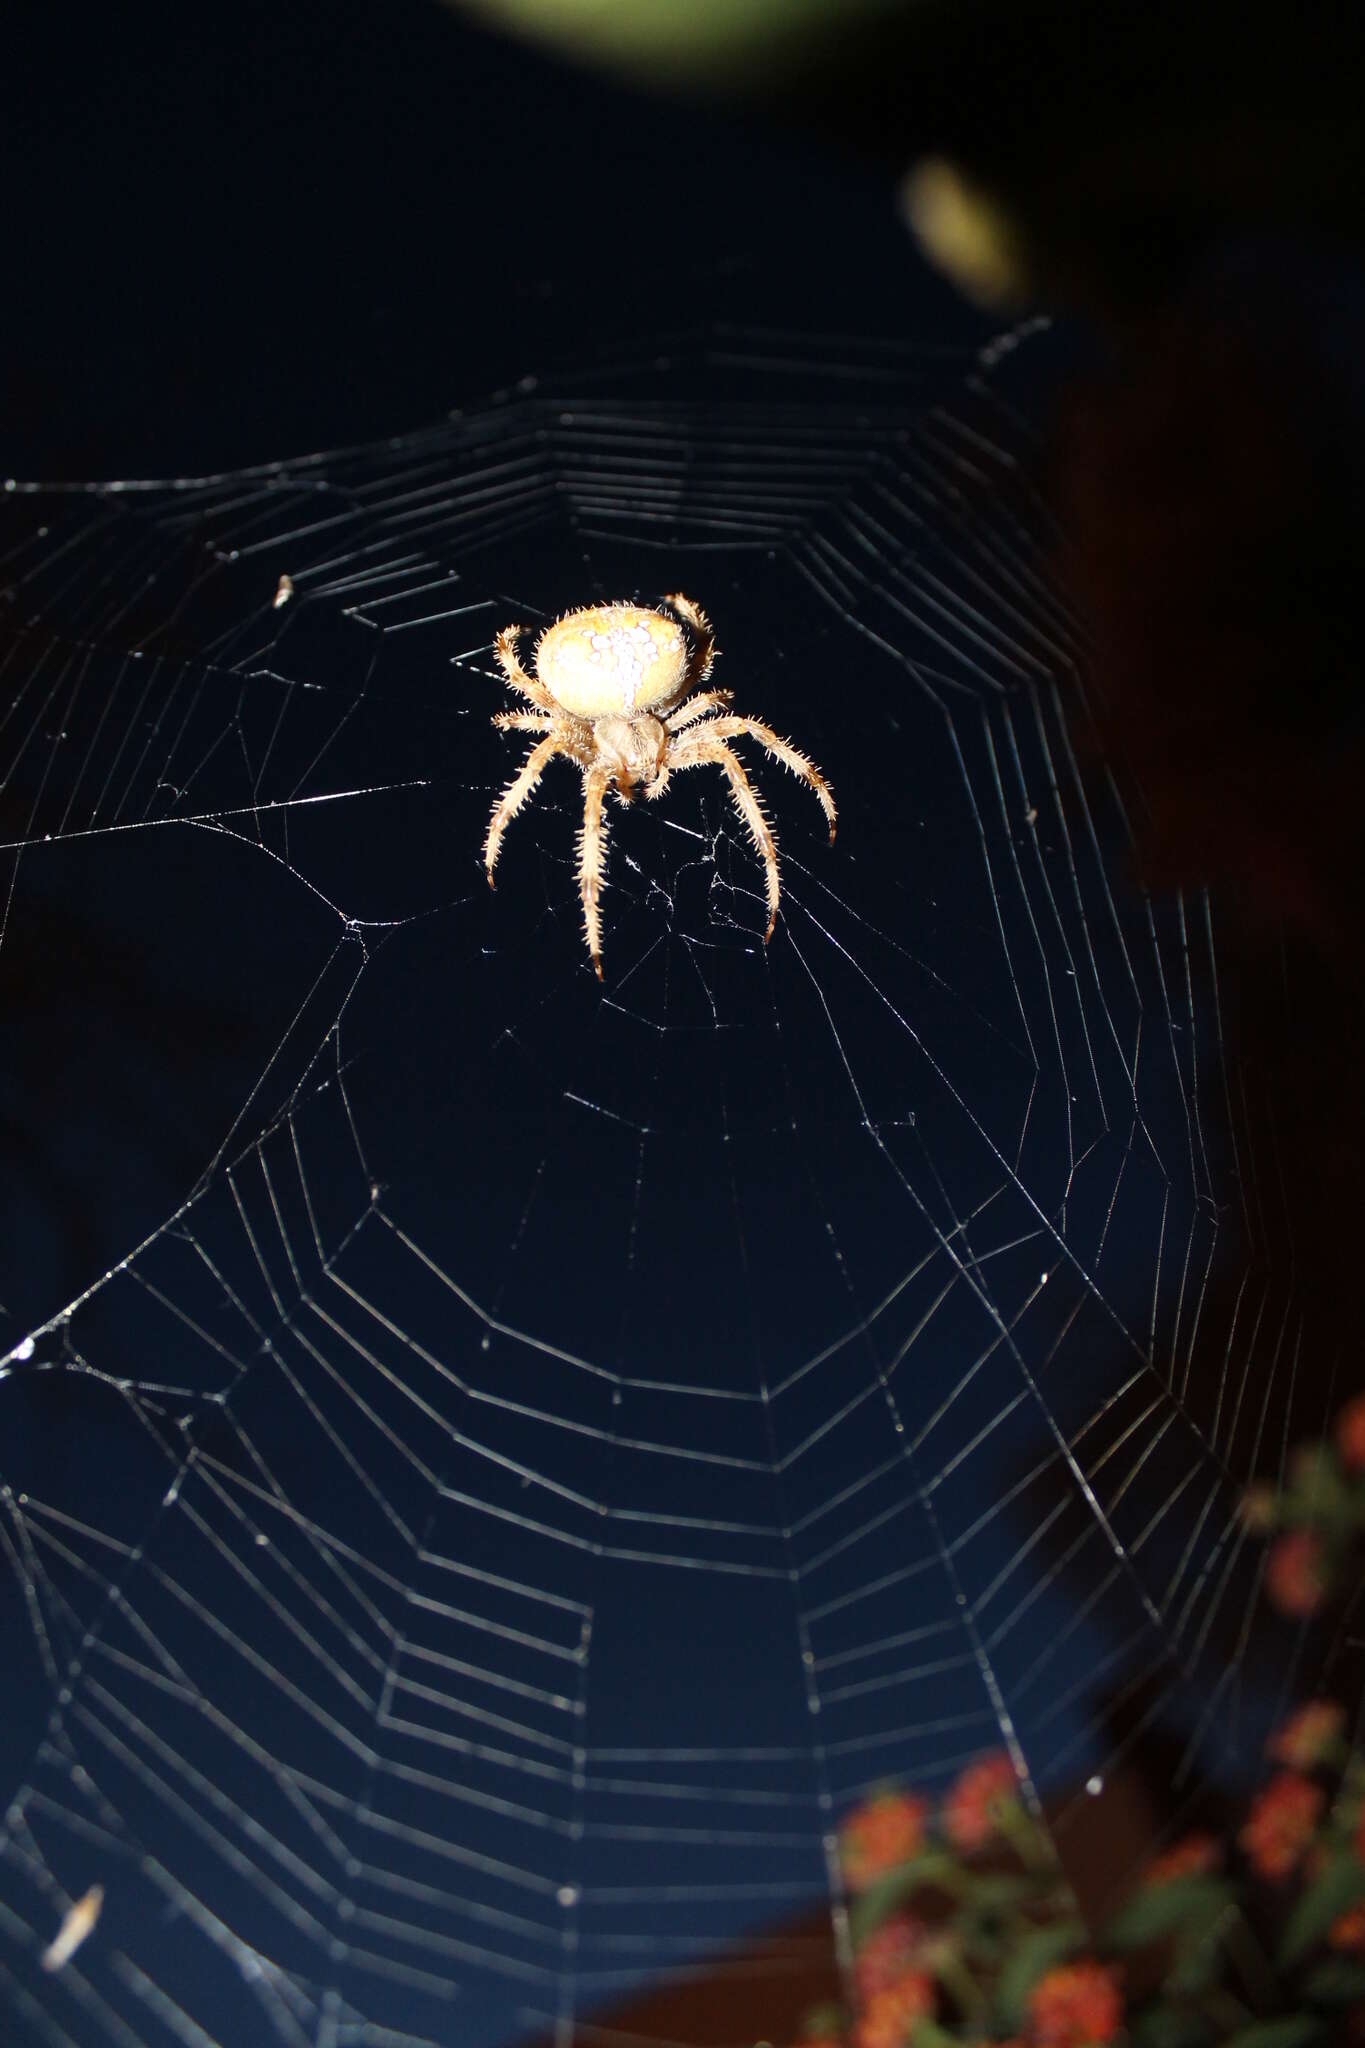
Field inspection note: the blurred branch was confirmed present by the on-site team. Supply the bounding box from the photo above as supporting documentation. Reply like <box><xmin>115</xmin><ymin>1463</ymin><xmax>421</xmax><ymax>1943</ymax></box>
<box><xmin>442</xmin><ymin>0</ymin><xmax>904</xmax><ymax>88</ymax></box>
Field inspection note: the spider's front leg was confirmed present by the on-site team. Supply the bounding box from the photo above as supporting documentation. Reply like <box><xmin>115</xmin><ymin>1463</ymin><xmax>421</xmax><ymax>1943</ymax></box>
<box><xmin>495</xmin><ymin>623</ymin><xmax>556</xmax><ymax>711</ymax></box>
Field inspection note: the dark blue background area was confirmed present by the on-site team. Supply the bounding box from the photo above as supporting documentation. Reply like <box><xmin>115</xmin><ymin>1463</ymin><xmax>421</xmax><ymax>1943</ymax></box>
<box><xmin>2</xmin><ymin>0</ymin><xmax>988</xmax><ymax>479</ymax></box>
<box><xmin>0</xmin><ymin>6</ymin><xmax>1343</xmax><ymax>2046</ymax></box>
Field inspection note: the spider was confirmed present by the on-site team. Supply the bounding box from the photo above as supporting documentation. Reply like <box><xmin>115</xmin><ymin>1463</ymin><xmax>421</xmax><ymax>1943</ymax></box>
<box><xmin>484</xmin><ymin>594</ymin><xmax>836</xmax><ymax>977</ymax></box>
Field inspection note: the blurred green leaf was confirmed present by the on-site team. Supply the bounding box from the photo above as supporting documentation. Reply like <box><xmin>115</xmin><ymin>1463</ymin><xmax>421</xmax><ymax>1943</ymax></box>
<box><xmin>1223</xmin><ymin>2020</ymin><xmax>1324</xmax><ymax>2048</ymax></box>
<box><xmin>848</xmin><ymin>1852</ymin><xmax>959</xmax><ymax>1947</ymax></box>
<box><xmin>992</xmin><ymin>1920</ymin><xmax>1086</xmax><ymax>2030</ymax></box>
<box><xmin>1278</xmin><ymin>1851</ymin><xmax>1365</xmax><ymax>1968</ymax></box>
<box><xmin>908</xmin><ymin>2023</ymin><xmax>958</xmax><ymax>2048</ymax></box>
<box><xmin>1303</xmin><ymin>1957</ymin><xmax>1365</xmax><ymax>2003</ymax></box>
<box><xmin>963</xmin><ymin>1872</ymin><xmax>1045</xmax><ymax>1913</ymax></box>
<box><xmin>1104</xmin><ymin>1876</ymin><xmax>1233</xmax><ymax>1951</ymax></box>
<box><xmin>1166</xmin><ymin>1923</ymin><xmax>1231</xmax><ymax>1995</ymax></box>
<box><xmin>1287</xmin><ymin>1446</ymin><xmax>1352</xmax><ymax>1521</ymax></box>
<box><xmin>1129</xmin><ymin>2006</ymin><xmax>1217</xmax><ymax>2048</ymax></box>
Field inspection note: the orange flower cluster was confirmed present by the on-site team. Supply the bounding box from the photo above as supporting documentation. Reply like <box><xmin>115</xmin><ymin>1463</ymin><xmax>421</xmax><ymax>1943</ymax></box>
<box><xmin>1027</xmin><ymin>1961</ymin><xmax>1123</xmax><ymax>2047</ymax></box>
<box><xmin>1266</xmin><ymin>1529</ymin><xmax>1329</xmax><ymax>1616</ymax></box>
<box><xmin>1238</xmin><ymin>1771</ymin><xmax>1325</xmax><ymax>1880</ymax></box>
<box><xmin>1142</xmin><ymin>1831</ymin><xmax>1221</xmax><ymax>1887</ymax></box>
<box><xmin>1239</xmin><ymin>1484</ymin><xmax>1277</xmax><ymax>1533</ymax></box>
<box><xmin>1338</xmin><ymin>1392</ymin><xmax>1365</xmax><ymax>1473</ymax></box>
<box><xmin>801</xmin><ymin>1694</ymin><xmax>1359</xmax><ymax>2048</ymax></box>
<box><xmin>854</xmin><ymin>1916</ymin><xmax>929</xmax><ymax>2005</ymax></box>
<box><xmin>839</xmin><ymin>1791</ymin><xmax>929</xmax><ymax>1891</ymax></box>
<box><xmin>839</xmin><ymin>1755</ymin><xmax>1021</xmax><ymax>1892</ymax></box>
<box><xmin>1331</xmin><ymin>1905</ymin><xmax>1365</xmax><ymax>1955</ymax></box>
<box><xmin>1268</xmin><ymin>1698</ymin><xmax>1345</xmax><ymax>1770</ymax></box>
<box><xmin>853</xmin><ymin>1970</ymin><xmax>934</xmax><ymax>2048</ymax></box>
<box><xmin>942</xmin><ymin>1753</ymin><xmax>1018</xmax><ymax>1852</ymax></box>
<box><xmin>1242</xmin><ymin>1391</ymin><xmax>1365</xmax><ymax>1617</ymax></box>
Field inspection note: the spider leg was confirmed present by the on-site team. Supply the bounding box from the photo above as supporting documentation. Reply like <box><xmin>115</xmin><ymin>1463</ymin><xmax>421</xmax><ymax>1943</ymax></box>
<box><xmin>493</xmin><ymin>710</ymin><xmax>554</xmax><ymax>733</ymax></box>
<box><xmin>495</xmin><ymin>623</ymin><xmax>556</xmax><ymax>711</ymax></box>
<box><xmin>577</xmin><ymin>763</ymin><xmax>612</xmax><ymax>979</ymax></box>
<box><xmin>702</xmin><ymin>715</ymin><xmax>837</xmax><ymax>843</ymax></box>
<box><xmin>485</xmin><ymin>734</ymin><xmax>577</xmax><ymax>884</ymax></box>
<box><xmin>666</xmin><ymin>688</ymin><xmax>734</xmax><ymax>732</ymax></box>
<box><xmin>667</xmin><ymin>734</ymin><xmax>781</xmax><ymax>941</ymax></box>
<box><xmin>660</xmin><ymin>593</ymin><xmax>717</xmax><ymax>698</ymax></box>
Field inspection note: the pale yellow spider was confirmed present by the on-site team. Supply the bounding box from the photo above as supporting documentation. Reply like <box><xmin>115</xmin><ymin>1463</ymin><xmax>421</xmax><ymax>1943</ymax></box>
<box><xmin>484</xmin><ymin>594</ymin><xmax>837</xmax><ymax>978</ymax></box>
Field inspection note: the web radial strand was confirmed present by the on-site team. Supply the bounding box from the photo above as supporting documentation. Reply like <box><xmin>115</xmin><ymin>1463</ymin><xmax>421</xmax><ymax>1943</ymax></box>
<box><xmin>0</xmin><ymin>325</ymin><xmax>1345</xmax><ymax>2048</ymax></box>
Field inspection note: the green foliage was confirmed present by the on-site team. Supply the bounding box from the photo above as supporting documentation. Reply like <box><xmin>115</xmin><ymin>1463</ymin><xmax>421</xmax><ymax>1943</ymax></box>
<box><xmin>1104</xmin><ymin>1876</ymin><xmax>1233</xmax><ymax>1951</ymax></box>
<box><xmin>1164</xmin><ymin>1922</ymin><xmax>1231</xmax><ymax>1997</ymax></box>
<box><xmin>1277</xmin><ymin>1851</ymin><xmax>1365</xmax><ymax>1968</ymax></box>
<box><xmin>846</xmin><ymin>1851</ymin><xmax>960</xmax><ymax>1948</ymax></box>
<box><xmin>991</xmin><ymin>1919</ymin><xmax>1087</xmax><ymax>2031</ymax></box>
<box><xmin>907</xmin><ymin>2025</ymin><xmax>959</xmax><ymax>2048</ymax></box>
<box><xmin>957</xmin><ymin>1873</ymin><xmax>1041</xmax><ymax>1915</ymax></box>
<box><xmin>1129</xmin><ymin>2007</ymin><xmax>1217</xmax><ymax>2048</ymax></box>
<box><xmin>1302</xmin><ymin>1956</ymin><xmax>1365</xmax><ymax>2003</ymax></box>
<box><xmin>1221</xmin><ymin>2019</ymin><xmax>1326</xmax><ymax>2048</ymax></box>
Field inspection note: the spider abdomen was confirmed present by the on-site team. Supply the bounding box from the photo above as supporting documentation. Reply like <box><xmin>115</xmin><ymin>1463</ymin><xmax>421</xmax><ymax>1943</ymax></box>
<box><xmin>536</xmin><ymin>604</ymin><xmax>688</xmax><ymax>718</ymax></box>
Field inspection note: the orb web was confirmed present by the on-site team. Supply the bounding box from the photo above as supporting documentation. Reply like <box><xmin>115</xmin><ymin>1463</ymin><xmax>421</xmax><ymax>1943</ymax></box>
<box><xmin>0</xmin><ymin>325</ymin><xmax>1349</xmax><ymax>2046</ymax></box>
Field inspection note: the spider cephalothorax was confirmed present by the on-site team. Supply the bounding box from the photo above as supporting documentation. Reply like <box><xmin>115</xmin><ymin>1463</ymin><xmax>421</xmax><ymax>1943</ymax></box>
<box><xmin>484</xmin><ymin>594</ymin><xmax>836</xmax><ymax>978</ymax></box>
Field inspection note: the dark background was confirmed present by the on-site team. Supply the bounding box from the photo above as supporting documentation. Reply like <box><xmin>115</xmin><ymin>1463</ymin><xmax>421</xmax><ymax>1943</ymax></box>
<box><xmin>2</xmin><ymin>0</ymin><xmax>991</xmax><ymax>480</ymax></box>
